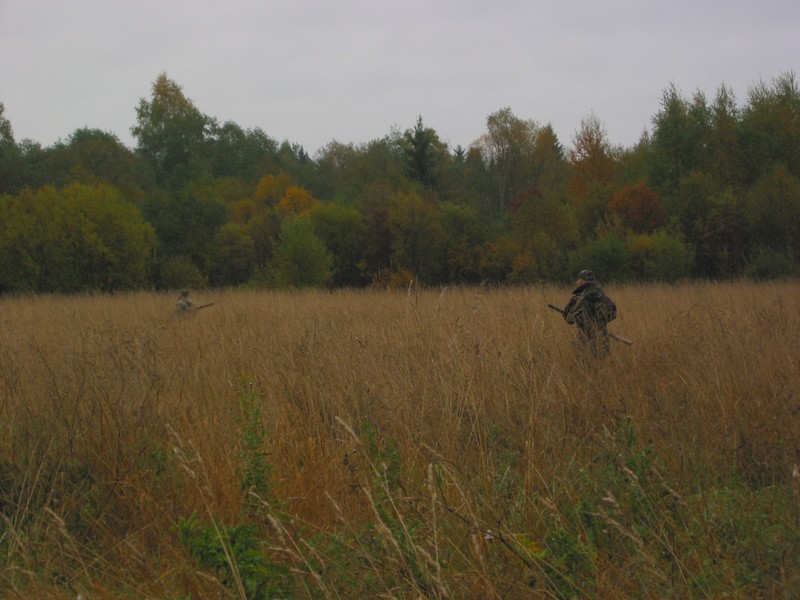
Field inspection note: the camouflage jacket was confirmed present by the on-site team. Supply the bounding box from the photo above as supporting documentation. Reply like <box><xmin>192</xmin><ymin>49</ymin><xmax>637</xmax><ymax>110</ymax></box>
<box><xmin>175</xmin><ymin>296</ymin><xmax>194</xmax><ymax>311</ymax></box>
<box><xmin>563</xmin><ymin>282</ymin><xmax>617</xmax><ymax>333</ymax></box>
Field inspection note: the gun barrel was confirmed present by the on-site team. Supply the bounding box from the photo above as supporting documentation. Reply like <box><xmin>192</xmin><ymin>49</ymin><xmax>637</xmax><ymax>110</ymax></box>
<box><xmin>609</xmin><ymin>332</ymin><xmax>634</xmax><ymax>345</ymax></box>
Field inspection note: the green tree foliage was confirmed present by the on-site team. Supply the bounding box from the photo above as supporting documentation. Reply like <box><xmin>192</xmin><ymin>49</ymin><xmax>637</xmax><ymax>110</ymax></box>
<box><xmin>476</xmin><ymin>107</ymin><xmax>540</xmax><ymax>215</ymax></box>
<box><xmin>671</xmin><ymin>171</ymin><xmax>719</xmax><ymax>247</ymax></box>
<box><xmin>215</xmin><ymin>176</ymin><xmax>255</xmax><ymax>208</ymax></box>
<box><xmin>573</xmin><ymin>234</ymin><xmax>631</xmax><ymax>282</ymax></box>
<box><xmin>744</xmin><ymin>247</ymin><xmax>797</xmax><ymax>280</ymax></box>
<box><xmin>3</xmin><ymin>72</ymin><xmax>799</xmax><ymax>289</ymax></box>
<box><xmin>142</xmin><ymin>183</ymin><xmax>228</xmax><ymax>272</ymax></box>
<box><xmin>344</xmin><ymin>138</ymin><xmax>408</xmax><ymax>213</ymax></box>
<box><xmin>246</xmin><ymin>208</ymin><xmax>282</xmax><ymax>271</ymax></box>
<box><xmin>207</xmin><ymin>222</ymin><xmax>256</xmax><ymax>287</ymax></box>
<box><xmin>649</xmin><ymin>84</ymin><xmax>699</xmax><ymax>196</ymax></box>
<box><xmin>0</xmin><ymin>187</ymin><xmax>76</xmax><ymax>292</ymax></box>
<box><xmin>398</xmin><ymin>115</ymin><xmax>449</xmax><ymax>190</ymax></box>
<box><xmin>36</xmin><ymin>128</ymin><xmax>150</xmax><ymax>196</ymax></box>
<box><xmin>206</xmin><ymin>121</ymin><xmax>278</xmax><ymax>182</ymax></box>
<box><xmin>62</xmin><ymin>184</ymin><xmax>156</xmax><ymax>289</ymax></box>
<box><xmin>650</xmin><ymin>73</ymin><xmax>799</xmax><ymax>200</ymax></box>
<box><xmin>0</xmin><ymin>103</ymin><xmax>13</xmax><ymax>146</ymax></box>
<box><xmin>685</xmin><ymin>91</ymin><xmax>713</xmax><ymax>175</ymax></box>
<box><xmin>131</xmin><ymin>73</ymin><xmax>214</xmax><ymax>189</ymax></box>
<box><xmin>697</xmin><ymin>196</ymin><xmax>751</xmax><ymax>278</ymax></box>
<box><xmin>744</xmin><ymin>165</ymin><xmax>800</xmax><ymax>259</ymax></box>
<box><xmin>362</xmin><ymin>206</ymin><xmax>393</xmax><ymax>278</ymax></box>
<box><xmin>530</xmin><ymin>124</ymin><xmax>570</xmax><ymax>200</ymax></box>
<box><xmin>708</xmin><ymin>85</ymin><xmax>745</xmax><ymax>187</ymax></box>
<box><xmin>510</xmin><ymin>187</ymin><xmax>579</xmax><ymax>281</ymax></box>
<box><xmin>269</xmin><ymin>216</ymin><xmax>333</xmax><ymax>288</ymax></box>
<box><xmin>309</xmin><ymin>202</ymin><xmax>368</xmax><ymax>287</ymax></box>
<box><xmin>0</xmin><ymin>103</ymin><xmax>23</xmax><ymax>195</ymax></box>
<box><xmin>438</xmin><ymin>201</ymin><xmax>490</xmax><ymax>283</ymax></box>
<box><xmin>157</xmin><ymin>254</ymin><xmax>207</xmax><ymax>290</ymax></box>
<box><xmin>485</xmin><ymin>124</ymin><xmax>573</xmax><ymax>281</ymax></box>
<box><xmin>387</xmin><ymin>191</ymin><xmax>445</xmax><ymax>284</ymax></box>
<box><xmin>437</xmin><ymin>144</ymin><xmax>493</xmax><ymax>211</ymax></box>
<box><xmin>312</xmin><ymin>137</ymin><xmax>409</xmax><ymax>208</ymax></box>
<box><xmin>478</xmin><ymin>235</ymin><xmax>520</xmax><ymax>283</ymax></box>
<box><xmin>312</xmin><ymin>140</ymin><xmax>360</xmax><ymax>202</ymax></box>
<box><xmin>615</xmin><ymin>133</ymin><xmax>652</xmax><ymax>187</ymax></box>
<box><xmin>6</xmin><ymin>138</ymin><xmax>47</xmax><ymax>194</ymax></box>
<box><xmin>740</xmin><ymin>71</ymin><xmax>800</xmax><ymax>184</ymax></box>
<box><xmin>0</xmin><ymin>184</ymin><xmax>155</xmax><ymax>292</ymax></box>
<box><xmin>273</xmin><ymin>141</ymin><xmax>321</xmax><ymax>194</ymax></box>
<box><xmin>627</xmin><ymin>231</ymin><xmax>693</xmax><ymax>281</ymax></box>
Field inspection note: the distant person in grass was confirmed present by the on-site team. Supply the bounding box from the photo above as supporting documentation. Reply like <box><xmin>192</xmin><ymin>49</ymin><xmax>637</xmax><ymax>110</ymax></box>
<box><xmin>175</xmin><ymin>289</ymin><xmax>194</xmax><ymax>312</ymax></box>
<box><xmin>563</xmin><ymin>270</ymin><xmax>617</xmax><ymax>358</ymax></box>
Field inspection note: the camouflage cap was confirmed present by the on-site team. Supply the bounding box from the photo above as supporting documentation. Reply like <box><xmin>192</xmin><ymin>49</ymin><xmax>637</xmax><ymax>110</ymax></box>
<box><xmin>577</xmin><ymin>270</ymin><xmax>595</xmax><ymax>282</ymax></box>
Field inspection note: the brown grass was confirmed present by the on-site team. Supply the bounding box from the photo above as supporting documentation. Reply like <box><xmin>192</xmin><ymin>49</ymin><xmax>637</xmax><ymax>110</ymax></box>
<box><xmin>0</xmin><ymin>281</ymin><xmax>798</xmax><ymax>598</ymax></box>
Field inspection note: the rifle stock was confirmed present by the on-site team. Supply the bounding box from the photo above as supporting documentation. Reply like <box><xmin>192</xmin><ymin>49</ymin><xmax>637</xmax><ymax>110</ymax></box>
<box><xmin>547</xmin><ymin>303</ymin><xmax>633</xmax><ymax>345</ymax></box>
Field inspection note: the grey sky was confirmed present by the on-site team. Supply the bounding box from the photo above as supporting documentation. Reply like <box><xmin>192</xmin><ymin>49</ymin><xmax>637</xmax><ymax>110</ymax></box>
<box><xmin>1</xmin><ymin>0</ymin><xmax>797</xmax><ymax>157</ymax></box>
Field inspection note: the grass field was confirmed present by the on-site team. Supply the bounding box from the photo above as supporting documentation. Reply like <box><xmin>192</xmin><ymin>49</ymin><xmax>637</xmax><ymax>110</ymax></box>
<box><xmin>1</xmin><ymin>281</ymin><xmax>798</xmax><ymax>599</ymax></box>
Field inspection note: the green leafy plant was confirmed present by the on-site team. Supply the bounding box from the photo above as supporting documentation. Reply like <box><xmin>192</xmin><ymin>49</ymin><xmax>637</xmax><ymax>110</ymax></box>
<box><xmin>236</xmin><ymin>382</ymin><xmax>274</xmax><ymax>511</ymax></box>
<box><xmin>176</xmin><ymin>511</ymin><xmax>292</xmax><ymax>600</ymax></box>
<box><xmin>175</xmin><ymin>383</ymin><xmax>291</xmax><ymax>598</ymax></box>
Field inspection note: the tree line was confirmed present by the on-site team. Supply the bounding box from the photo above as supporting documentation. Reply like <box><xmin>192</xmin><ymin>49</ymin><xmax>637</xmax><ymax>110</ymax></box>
<box><xmin>1</xmin><ymin>71</ymin><xmax>798</xmax><ymax>293</ymax></box>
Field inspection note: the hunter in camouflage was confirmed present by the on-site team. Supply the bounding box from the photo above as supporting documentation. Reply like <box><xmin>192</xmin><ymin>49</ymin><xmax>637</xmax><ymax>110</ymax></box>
<box><xmin>563</xmin><ymin>270</ymin><xmax>617</xmax><ymax>357</ymax></box>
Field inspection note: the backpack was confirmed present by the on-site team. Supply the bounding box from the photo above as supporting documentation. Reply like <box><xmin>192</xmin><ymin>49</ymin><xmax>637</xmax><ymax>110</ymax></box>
<box><xmin>582</xmin><ymin>287</ymin><xmax>617</xmax><ymax>325</ymax></box>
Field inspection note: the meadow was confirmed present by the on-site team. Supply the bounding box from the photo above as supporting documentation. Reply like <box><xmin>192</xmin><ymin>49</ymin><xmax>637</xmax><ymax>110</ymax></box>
<box><xmin>0</xmin><ymin>281</ymin><xmax>798</xmax><ymax>599</ymax></box>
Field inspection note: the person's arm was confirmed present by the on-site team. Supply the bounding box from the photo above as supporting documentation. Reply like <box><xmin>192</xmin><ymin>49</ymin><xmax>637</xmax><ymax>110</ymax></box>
<box><xmin>600</xmin><ymin>295</ymin><xmax>616</xmax><ymax>322</ymax></box>
<box><xmin>564</xmin><ymin>294</ymin><xmax>582</xmax><ymax>324</ymax></box>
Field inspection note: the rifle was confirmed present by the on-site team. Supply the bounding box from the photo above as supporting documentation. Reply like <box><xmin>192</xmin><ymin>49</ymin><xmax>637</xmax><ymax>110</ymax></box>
<box><xmin>195</xmin><ymin>302</ymin><xmax>215</xmax><ymax>311</ymax></box>
<box><xmin>547</xmin><ymin>303</ymin><xmax>633</xmax><ymax>346</ymax></box>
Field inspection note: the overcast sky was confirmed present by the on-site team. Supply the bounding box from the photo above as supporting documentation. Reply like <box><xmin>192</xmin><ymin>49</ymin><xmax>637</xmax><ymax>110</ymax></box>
<box><xmin>1</xmin><ymin>0</ymin><xmax>797</xmax><ymax>156</ymax></box>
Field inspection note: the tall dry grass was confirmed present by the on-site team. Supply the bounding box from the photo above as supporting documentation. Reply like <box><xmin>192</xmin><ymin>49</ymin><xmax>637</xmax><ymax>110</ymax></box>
<box><xmin>0</xmin><ymin>281</ymin><xmax>798</xmax><ymax>598</ymax></box>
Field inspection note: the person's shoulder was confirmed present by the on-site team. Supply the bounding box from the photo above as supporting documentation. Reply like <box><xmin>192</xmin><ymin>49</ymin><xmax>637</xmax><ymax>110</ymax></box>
<box><xmin>583</xmin><ymin>284</ymin><xmax>602</xmax><ymax>296</ymax></box>
<box><xmin>595</xmin><ymin>287</ymin><xmax>613</xmax><ymax>299</ymax></box>
<box><xmin>594</xmin><ymin>287</ymin><xmax>615</xmax><ymax>308</ymax></box>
